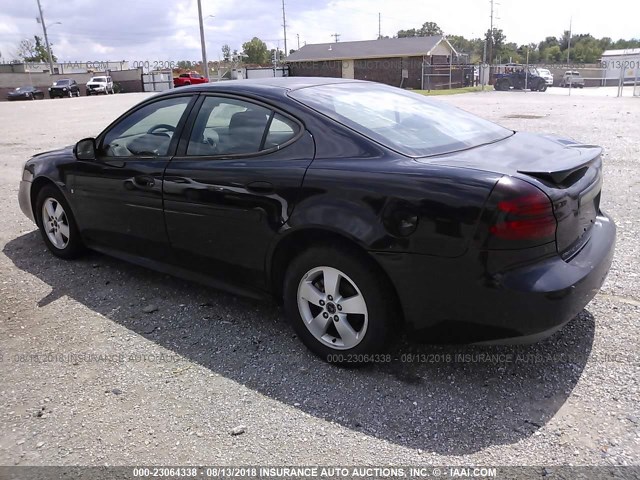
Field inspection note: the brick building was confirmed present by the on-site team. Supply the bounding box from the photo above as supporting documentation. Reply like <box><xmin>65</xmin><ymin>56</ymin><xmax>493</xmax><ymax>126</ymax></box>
<box><xmin>286</xmin><ymin>36</ymin><xmax>457</xmax><ymax>89</ymax></box>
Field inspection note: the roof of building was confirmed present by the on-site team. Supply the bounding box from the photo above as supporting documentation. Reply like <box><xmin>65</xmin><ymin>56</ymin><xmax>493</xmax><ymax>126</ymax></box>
<box><xmin>601</xmin><ymin>48</ymin><xmax>640</xmax><ymax>57</ymax></box>
<box><xmin>286</xmin><ymin>36</ymin><xmax>456</xmax><ymax>62</ymax></box>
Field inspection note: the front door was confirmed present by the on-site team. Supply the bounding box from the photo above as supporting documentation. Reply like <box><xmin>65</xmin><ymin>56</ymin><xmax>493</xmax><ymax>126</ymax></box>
<box><xmin>163</xmin><ymin>95</ymin><xmax>315</xmax><ymax>290</ymax></box>
<box><xmin>70</xmin><ymin>95</ymin><xmax>196</xmax><ymax>259</ymax></box>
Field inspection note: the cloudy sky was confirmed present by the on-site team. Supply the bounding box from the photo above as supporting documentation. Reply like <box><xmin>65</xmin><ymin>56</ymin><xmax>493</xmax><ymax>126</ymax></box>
<box><xmin>0</xmin><ymin>0</ymin><xmax>637</xmax><ymax>64</ymax></box>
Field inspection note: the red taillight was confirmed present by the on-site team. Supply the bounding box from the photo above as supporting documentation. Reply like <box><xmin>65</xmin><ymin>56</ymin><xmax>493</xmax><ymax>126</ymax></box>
<box><xmin>480</xmin><ymin>177</ymin><xmax>557</xmax><ymax>248</ymax></box>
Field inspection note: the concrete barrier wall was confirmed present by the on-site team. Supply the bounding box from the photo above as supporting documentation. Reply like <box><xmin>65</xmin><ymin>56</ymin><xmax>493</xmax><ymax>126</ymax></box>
<box><xmin>0</xmin><ymin>69</ymin><xmax>143</xmax><ymax>100</ymax></box>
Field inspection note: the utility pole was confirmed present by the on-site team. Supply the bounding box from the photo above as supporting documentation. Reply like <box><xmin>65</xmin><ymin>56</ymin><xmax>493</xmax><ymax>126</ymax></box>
<box><xmin>488</xmin><ymin>0</ymin><xmax>494</xmax><ymax>65</ymax></box>
<box><xmin>296</xmin><ymin>33</ymin><xmax>300</xmax><ymax>49</ymax></box>
<box><xmin>566</xmin><ymin>16</ymin><xmax>572</xmax><ymax>64</ymax></box>
<box><xmin>567</xmin><ymin>16</ymin><xmax>572</xmax><ymax>94</ymax></box>
<box><xmin>378</xmin><ymin>13</ymin><xmax>381</xmax><ymax>39</ymax></box>
<box><xmin>35</xmin><ymin>0</ymin><xmax>55</xmax><ymax>74</ymax></box>
<box><xmin>196</xmin><ymin>0</ymin><xmax>209</xmax><ymax>79</ymax></box>
<box><xmin>281</xmin><ymin>0</ymin><xmax>288</xmax><ymax>56</ymax></box>
<box><xmin>331</xmin><ymin>33</ymin><xmax>341</xmax><ymax>43</ymax></box>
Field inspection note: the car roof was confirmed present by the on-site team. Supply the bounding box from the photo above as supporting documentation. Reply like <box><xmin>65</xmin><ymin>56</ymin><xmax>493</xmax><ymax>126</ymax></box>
<box><xmin>161</xmin><ymin>77</ymin><xmax>369</xmax><ymax>97</ymax></box>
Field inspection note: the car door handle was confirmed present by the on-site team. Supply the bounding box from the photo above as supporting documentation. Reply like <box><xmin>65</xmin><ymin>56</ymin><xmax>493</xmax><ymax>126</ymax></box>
<box><xmin>245</xmin><ymin>181</ymin><xmax>274</xmax><ymax>194</ymax></box>
<box><xmin>134</xmin><ymin>175</ymin><xmax>156</xmax><ymax>188</ymax></box>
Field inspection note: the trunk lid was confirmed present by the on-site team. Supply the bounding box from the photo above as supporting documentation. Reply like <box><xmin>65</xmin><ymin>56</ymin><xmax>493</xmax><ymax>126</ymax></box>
<box><xmin>419</xmin><ymin>132</ymin><xmax>603</xmax><ymax>256</ymax></box>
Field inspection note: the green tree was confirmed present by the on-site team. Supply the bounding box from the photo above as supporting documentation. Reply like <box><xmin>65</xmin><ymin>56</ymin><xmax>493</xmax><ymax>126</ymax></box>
<box><xmin>485</xmin><ymin>28</ymin><xmax>506</xmax><ymax>63</ymax></box>
<box><xmin>242</xmin><ymin>37</ymin><xmax>269</xmax><ymax>64</ymax></box>
<box><xmin>221</xmin><ymin>44</ymin><xmax>231</xmax><ymax>62</ymax></box>
<box><xmin>17</xmin><ymin>35</ymin><xmax>56</xmax><ymax>63</ymax></box>
<box><xmin>397</xmin><ymin>21</ymin><xmax>442</xmax><ymax>38</ymax></box>
<box><xmin>176</xmin><ymin>60</ymin><xmax>194</xmax><ymax>69</ymax></box>
<box><xmin>397</xmin><ymin>28</ymin><xmax>417</xmax><ymax>38</ymax></box>
<box><xmin>418</xmin><ymin>21</ymin><xmax>442</xmax><ymax>36</ymax></box>
<box><xmin>543</xmin><ymin>45</ymin><xmax>562</xmax><ymax>62</ymax></box>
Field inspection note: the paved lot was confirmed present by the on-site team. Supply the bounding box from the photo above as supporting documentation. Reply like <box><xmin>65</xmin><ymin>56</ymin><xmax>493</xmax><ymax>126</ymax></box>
<box><xmin>545</xmin><ymin>85</ymin><xmax>638</xmax><ymax>97</ymax></box>
<box><xmin>0</xmin><ymin>91</ymin><xmax>638</xmax><ymax>467</ymax></box>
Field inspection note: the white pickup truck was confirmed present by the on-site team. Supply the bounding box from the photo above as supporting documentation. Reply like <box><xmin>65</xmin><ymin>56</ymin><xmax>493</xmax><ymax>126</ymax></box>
<box><xmin>85</xmin><ymin>76</ymin><xmax>114</xmax><ymax>95</ymax></box>
<box><xmin>559</xmin><ymin>71</ymin><xmax>585</xmax><ymax>88</ymax></box>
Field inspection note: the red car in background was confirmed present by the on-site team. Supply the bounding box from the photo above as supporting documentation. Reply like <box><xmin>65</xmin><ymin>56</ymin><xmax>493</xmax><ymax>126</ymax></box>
<box><xmin>173</xmin><ymin>72</ymin><xmax>209</xmax><ymax>87</ymax></box>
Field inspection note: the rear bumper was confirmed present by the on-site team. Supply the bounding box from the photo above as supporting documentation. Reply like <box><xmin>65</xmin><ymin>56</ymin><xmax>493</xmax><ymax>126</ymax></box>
<box><xmin>19</xmin><ymin>180</ymin><xmax>35</xmax><ymax>223</ymax></box>
<box><xmin>373</xmin><ymin>212</ymin><xmax>616</xmax><ymax>342</ymax></box>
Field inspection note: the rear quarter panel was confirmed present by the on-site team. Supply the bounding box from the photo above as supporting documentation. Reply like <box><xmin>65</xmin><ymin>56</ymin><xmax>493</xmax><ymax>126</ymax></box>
<box><xmin>290</xmin><ymin>157</ymin><xmax>500</xmax><ymax>257</ymax></box>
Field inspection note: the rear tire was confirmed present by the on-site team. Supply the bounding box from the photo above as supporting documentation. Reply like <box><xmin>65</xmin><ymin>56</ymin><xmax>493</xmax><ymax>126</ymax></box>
<box><xmin>35</xmin><ymin>185</ymin><xmax>83</xmax><ymax>259</ymax></box>
<box><xmin>283</xmin><ymin>246</ymin><xmax>396</xmax><ymax>363</ymax></box>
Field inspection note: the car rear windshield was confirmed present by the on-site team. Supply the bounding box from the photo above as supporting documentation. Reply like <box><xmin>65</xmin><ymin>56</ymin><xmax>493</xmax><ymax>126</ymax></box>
<box><xmin>289</xmin><ymin>83</ymin><xmax>513</xmax><ymax>157</ymax></box>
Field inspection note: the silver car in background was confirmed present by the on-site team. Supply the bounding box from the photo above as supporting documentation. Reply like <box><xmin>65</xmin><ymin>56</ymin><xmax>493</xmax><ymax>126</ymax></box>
<box><xmin>560</xmin><ymin>71</ymin><xmax>585</xmax><ymax>88</ymax></box>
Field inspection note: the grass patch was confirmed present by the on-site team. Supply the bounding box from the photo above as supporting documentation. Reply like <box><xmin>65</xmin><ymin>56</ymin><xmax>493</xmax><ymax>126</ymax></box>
<box><xmin>415</xmin><ymin>86</ymin><xmax>484</xmax><ymax>96</ymax></box>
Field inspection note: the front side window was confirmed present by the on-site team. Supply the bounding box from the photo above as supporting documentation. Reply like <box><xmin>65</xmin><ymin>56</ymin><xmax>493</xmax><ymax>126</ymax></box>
<box><xmin>187</xmin><ymin>97</ymin><xmax>276</xmax><ymax>156</ymax></box>
<box><xmin>290</xmin><ymin>82</ymin><xmax>512</xmax><ymax>157</ymax></box>
<box><xmin>102</xmin><ymin>96</ymin><xmax>192</xmax><ymax>157</ymax></box>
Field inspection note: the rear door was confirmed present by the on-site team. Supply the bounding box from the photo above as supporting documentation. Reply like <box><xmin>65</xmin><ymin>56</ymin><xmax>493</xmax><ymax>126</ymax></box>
<box><xmin>163</xmin><ymin>94</ymin><xmax>315</xmax><ymax>289</ymax></box>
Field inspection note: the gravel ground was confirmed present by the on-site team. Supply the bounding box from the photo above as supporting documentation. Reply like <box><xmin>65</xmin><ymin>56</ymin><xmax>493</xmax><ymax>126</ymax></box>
<box><xmin>0</xmin><ymin>91</ymin><xmax>638</xmax><ymax>467</ymax></box>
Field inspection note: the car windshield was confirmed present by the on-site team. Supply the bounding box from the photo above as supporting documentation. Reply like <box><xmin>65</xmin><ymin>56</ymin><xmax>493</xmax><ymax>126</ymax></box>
<box><xmin>290</xmin><ymin>82</ymin><xmax>513</xmax><ymax>157</ymax></box>
<box><xmin>538</xmin><ymin>69</ymin><xmax>550</xmax><ymax>75</ymax></box>
<box><xmin>90</xmin><ymin>77</ymin><xmax>107</xmax><ymax>82</ymax></box>
<box><xmin>54</xmin><ymin>80</ymin><xmax>70</xmax><ymax>86</ymax></box>
<box><xmin>16</xmin><ymin>87</ymin><xmax>33</xmax><ymax>92</ymax></box>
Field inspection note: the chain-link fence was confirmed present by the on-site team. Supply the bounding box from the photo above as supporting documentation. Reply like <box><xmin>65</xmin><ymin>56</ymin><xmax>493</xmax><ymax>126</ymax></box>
<box><xmin>473</xmin><ymin>62</ymin><xmax>640</xmax><ymax>97</ymax></box>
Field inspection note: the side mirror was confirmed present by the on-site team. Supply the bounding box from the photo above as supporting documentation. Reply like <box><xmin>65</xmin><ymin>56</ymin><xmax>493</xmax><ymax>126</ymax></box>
<box><xmin>74</xmin><ymin>137</ymin><xmax>96</xmax><ymax>161</ymax></box>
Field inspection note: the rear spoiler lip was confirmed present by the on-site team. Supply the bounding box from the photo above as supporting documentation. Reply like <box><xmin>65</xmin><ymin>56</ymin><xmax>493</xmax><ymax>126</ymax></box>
<box><xmin>517</xmin><ymin>144</ymin><xmax>602</xmax><ymax>184</ymax></box>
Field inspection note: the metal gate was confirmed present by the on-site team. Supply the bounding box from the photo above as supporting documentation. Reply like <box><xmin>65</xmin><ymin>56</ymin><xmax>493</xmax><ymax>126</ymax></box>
<box><xmin>245</xmin><ymin>67</ymin><xmax>288</xmax><ymax>79</ymax></box>
<box><xmin>143</xmin><ymin>70</ymin><xmax>173</xmax><ymax>92</ymax></box>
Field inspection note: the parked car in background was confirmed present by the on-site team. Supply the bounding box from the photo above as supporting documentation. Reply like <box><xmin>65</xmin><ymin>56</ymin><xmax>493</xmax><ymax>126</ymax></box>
<box><xmin>173</xmin><ymin>72</ymin><xmax>208</xmax><ymax>87</ymax></box>
<box><xmin>86</xmin><ymin>76</ymin><xmax>114</xmax><ymax>95</ymax></box>
<box><xmin>49</xmin><ymin>79</ymin><xmax>81</xmax><ymax>98</ymax></box>
<box><xmin>494</xmin><ymin>68</ymin><xmax>547</xmax><ymax>91</ymax></box>
<box><xmin>560</xmin><ymin>71</ymin><xmax>585</xmax><ymax>88</ymax></box>
<box><xmin>7</xmin><ymin>86</ymin><xmax>44</xmax><ymax>101</ymax></box>
<box><xmin>537</xmin><ymin>68</ymin><xmax>554</xmax><ymax>86</ymax></box>
<box><xmin>17</xmin><ymin>78</ymin><xmax>615</xmax><ymax>362</ymax></box>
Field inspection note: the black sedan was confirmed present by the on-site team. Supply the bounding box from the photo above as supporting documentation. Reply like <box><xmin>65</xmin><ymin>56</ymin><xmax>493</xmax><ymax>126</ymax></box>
<box><xmin>7</xmin><ymin>86</ymin><xmax>45</xmax><ymax>101</ymax></box>
<box><xmin>18</xmin><ymin>78</ymin><xmax>615</xmax><ymax>362</ymax></box>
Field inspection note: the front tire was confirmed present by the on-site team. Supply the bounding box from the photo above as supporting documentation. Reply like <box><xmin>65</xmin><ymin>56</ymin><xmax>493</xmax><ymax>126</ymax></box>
<box><xmin>284</xmin><ymin>246</ymin><xmax>396</xmax><ymax>363</ymax></box>
<box><xmin>35</xmin><ymin>185</ymin><xmax>83</xmax><ymax>259</ymax></box>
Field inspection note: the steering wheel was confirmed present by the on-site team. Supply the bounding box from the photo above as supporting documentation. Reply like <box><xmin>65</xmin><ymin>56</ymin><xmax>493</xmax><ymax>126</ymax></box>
<box><xmin>147</xmin><ymin>124</ymin><xmax>176</xmax><ymax>137</ymax></box>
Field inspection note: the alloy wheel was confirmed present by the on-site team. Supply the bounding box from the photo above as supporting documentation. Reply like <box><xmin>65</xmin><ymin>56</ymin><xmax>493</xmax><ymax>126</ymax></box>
<box><xmin>297</xmin><ymin>266</ymin><xmax>368</xmax><ymax>350</ymax></box>
<box><xmin>41</xmin><ymin>197</ymin><xmax>70</xmax><ymax>249</ymax></box>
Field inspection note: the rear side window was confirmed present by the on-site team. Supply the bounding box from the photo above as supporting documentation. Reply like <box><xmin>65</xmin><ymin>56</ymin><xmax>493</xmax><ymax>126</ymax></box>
<box><xmin>186</xmin><ymin>97</ymin><xmax>299</xmax><ymax>157</ymax></box>
<box><xmin>290</xmin><ymin>82</ymin><xmax>512</xmax><ymax>157</ymax></box>
<box><xmin>264</xmin><ymin>113</ymin><xmax>298</xmax><ymax>149</ymax></box>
